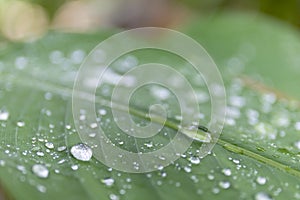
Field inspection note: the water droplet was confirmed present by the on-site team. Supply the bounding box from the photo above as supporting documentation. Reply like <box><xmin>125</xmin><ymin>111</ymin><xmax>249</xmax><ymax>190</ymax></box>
<box><xmin>222</xmin><ymin>168</ymin><xmax>232</xmax><ymax>176</ymax></box>
<box><xmin>144</xmin><ymin>142</ymin><xmax>153</xmax><ymax>148</ymax></box>
<box><xmin>295</xmin><ymin>122</ymin><xmax>300</xmax><ymax>131</ymax></box>
<box><xmin>71</xmin><ymin>164</ymin><xmax>79</xmax><ymax>171</ymax></box>
<box><xmin>262</xmin><ymin>93</ymin><xmax>276</xmax><ymax>104</ymax></box>
<box><xmin>133</xmin><ymin>162</ymin><xmax>140</xmax><ymax>170</ymax></box>
<box><xmin>36</xmin><ymin>184</ymin><xmax>47</xmax><ymax>193</ymax></box>
<box><xmin>226</xmin><ymin>106</ymin><xmax>241</xmax><ymax>118</ymax></box>
<box><xmin>109</xmin><ymin>194</ymin><xmax>119</xmax><ymax>200</ymax></box>
<box><xmin>0</xmin><ymin>160</ymin><xmax>5</xmax><ymax>166</ymax></box>
<box><xmin>232</xmin><ymin>159</ymin><xmax>240</xmax><ymax>164</ymax></box>
<box><xmin>45</xmin><ymin>142</ymin><xmax>54</xmax><ymax>149</ymax></box>
<box><xmin>89</xmin><ymin>133</ymin><xmax>96</xmax><ymax>138</ymax></box>
<box><xmin>44</xmin><ymin>92</ymin><xmax>53</xmax><ymax>100</ymax></box>
<box><xmin>246</xmin><ymin>109</ymin><xmax>259</xmax><ymax>125</ymax></box>
<box><xmin>225</xmin><ymin>118</ymin><xmax>236</xmax><ymax>126</ymax></box>
<box><xmin>90</xmin><ymin>123</ymin><xmax>98</xmax><ymax>129</ymax></box>
<box><xmin>150</xmin><ymin>85</ymin><xmax>170</xmax><ymax>100</ymax></box>
<box><xmin>49</xmin><ymin>50</ymin><xmax>64</xmax><ymax>64</ymax></box>
<box><xmin>0</xmin><ymin>109</ymin><xmax>9</xmax><ymax>121</ymax></box>
<box><xmin>98</xmin><ymin>109</ymin><xmax>107</xmax><ymax>116</ymax></box>
<box><xmin>32</xmin><ymin>164</ymin><xmax>49</xmax><ymax>178</ymax></box>
<box><xmin>229</xmin><ymin>96</ymin><xmax>246</xmax><ymax>108</ymax></box>
<box><xmin>15</xmin><ymin>56</ymin><xmax>28</xmax><ymax>70</ymax></box>
<box><xmin>189</xmin><ymin>156</ymin><xmax>200</xmax><ymax>165</ymax></box>
<box><xmin>207</xmin><ymin>174</ymin><xmax>214</xmax><ymax>180</ymax></box>
<box><xmin>70</xmin><ymin>143</ymin><xmax>93</xmax><ymax>161</ymax></box>
<box><xmin>70</xmin><ymin>49</ymin><xmax>85</xmax><ymax>64</ymax></box>
<box><xmin>57</xmin><ymin>146</ymin><xmax>67</xmax><ymax>152</ymax></box>
<box><xmin>17</xmin><ymin>121</ymin><xmax>25</xmax><ymax>127</ymax></box>
<box><xmin>17</xmin><ymin>165</ymin><xmax>26</xmax><ymax>174</ymax></box>
<box><xmin>119</xmin><ymin>189</ymin><xmax>126</xmax><ymax>195</ymax></box>
<box><xmin>183</xmin><ymin>166</ymin><xmax>192</xmax><ymax>173</ymax></box>
<box><xmin>255</xmin><ymin>122</ymin><xmax>277</xmax><ymax>139</ymax></box>
<box><xmin>219</xmin><ymin>181</ymin><xmax>231</xmax><ymax>189</ymax></box>
<box><xmin>101</xmin><ymin>177</ymin><xmax>115</xmax><ymax>187</ymax></box>
<box><xmin>255</xmin><ymin>192</ymin><xmax>272</xmax><ymax>200</ymax></box>
<box><xmin>36</xmin><ymin>151</ymin><xmax>44</xmax><ymax>156</ymax></box>
<box><xmin>256</xmin><ymin>176</ymin><xmax>267</xmax><ymax>185</ymax></box>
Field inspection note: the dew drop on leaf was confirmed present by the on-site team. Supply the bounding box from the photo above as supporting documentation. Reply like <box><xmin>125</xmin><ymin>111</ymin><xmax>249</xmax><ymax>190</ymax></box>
<box><xmin>0</xmin><ymin>108</ymin><xmax>9</xmax><ymax>121</ymax></box>
<box><xmin>109</xmin><ymin>193</ymin><xmax>119</xmax><ymax>200</ymax></box>
<box><xmin>45</xmin><ymin>142</ymin><xmax>54</xmax><ymax>149</ymax></box>
<box><xmin>256</xmin><ymin>176</ymin><xmax>267</xmax><ymax>185</ymax></box>
<box><xmin>222</xmin><ymin>168</ymin><xmax>232</xmax><ymax>176</ymax></box>
<box><xmin>188</xmin><ymin>156</ymin><xmax>200</xmax><ymax>165</ymax></box>
<box><xmin>32</xmin><ymin>164</ymin><xmax>49</xmax><ymax>178</ymax></box>
<box><xmin>71</xmin><ymin>164</ymin><xmax>79</xmax><ymax>171</ymax></box>
<box><xmin>219</xmin><ymin>181</ymin><xmax>231</xmax><ymax>189</ymax></box>
<box><xmin>255</xmin><ymin>192</ymin><xmax>273</xmax><ymax>200</ymax></box>
<box><xmin>16</xmin><ymin>121</ymin><xmax>25</xmax><ymax>127</ymax></box>
<box><xmin>70</xmin><ymin>143</ymin><xmax>93</xmax><ymax>161</ymax></box>
<box><xmin>101</xmin><ymin>177</ymin><xmax>115</xmax><ymax>187</ymax></box>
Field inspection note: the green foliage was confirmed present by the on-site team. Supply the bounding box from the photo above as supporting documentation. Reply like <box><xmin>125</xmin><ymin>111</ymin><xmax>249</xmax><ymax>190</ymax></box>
<box><xmin>1</xmin><ymin>13</ymin><xmax>300</xmax><ymax>200</ymax></box>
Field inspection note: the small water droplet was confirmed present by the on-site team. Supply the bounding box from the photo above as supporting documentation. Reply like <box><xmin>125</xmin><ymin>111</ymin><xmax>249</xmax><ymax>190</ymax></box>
<box><xmin>32</xmin><ymin>164</ymin><xmax>49</xmax><ymax>178</ymax></box>
<box><xmin>219</xmin><ymin>181</ymin><xmax>231</xmax><ymax>189</ymax></box>
<box><xmin>17</xmin><ymin>165</ymin><xmax>26</xmax><ymax>174</ymax></box>
<box><xmin>144</xmin><ymin>142</ymin><xmax>153</xmax><ymax>148</ymax></box>
<box><xmin>17</xmin><ymin>121</ymin><xmax>25</xmax><ymax>127</ymax></box>
<box><xmin>189</xmin><ymin>156</ymin><xmax>200</xmax><ymax>165</ymax></box>
<box><xmin>207</xmin><ymin>174</ymin><xmax>214</xmax><ymax>180</ymax></box>
<box><xmin>45</xmin><ymin>142</ymin><xmax>54</xmax><ymax>149</ymax></box>
<box><xmin>246</xmin><ymin>109</ymin><xmax>259</xmax><ymax>125</ymax></box>
<box><xmin>150</xmin><ymin>85</ymin><xmax>170</xmax><ymax>100</ymax></box>
<box><xmin>36</xmin><ymin>151</ymin><xmax>45</xmax><ymax>157</ymax></box>
<box><xmin>222</xmin><ymin>168</ymin><xmax>232</xmax><ymax>176</ymax></box>
<box><xmin>101</xmin><ymin>177</ymin><xmax>115</xmax><ymax>187</ymax></box>
<box><xmin>71</xmin><ymin>164</ymin><xmax>79</xmax><ymax>171</ymax></box>
<box><xmin>99</xmin><ymin>109</ymin><xmax>107</xmax><ymax>116</ymax></box>
<box><xmin>255</xmin><ymin>192</ymin><xmax>273</xmax><ymax>200</ymax></box>
<box><xmin>295</xmin><ymin>122</ymin><xmax>300</xmax><ymax>131</ymax></box>
<box><xmin>70</xmin><ymin>143</ymin><xmax>93</xmax><ymax>161</ymax></box>
<box><xmin>0</xmin><ymin>109</ymin><xmax>9</xmax><ymax>121</ymax></box>
<box><xmin>184</xmin><ymin>166</ymin><xmax>192</xmax><ymax>173</ymax></box>
<box><xmin>90</xmin><ymin>123</ymin><xmax>98</xmax><ymax>129</ymax></box>
<box><xmin>57</xmin><ymin>146</ymin><xmax>67</xmax><ymax>152</ymax></box>
<box><xmin>70</xmin><ymin>49</ymin><xmax>85</xmax><ymax>64</ymax></box>
<box><xmin>15</xmin><ymin>56</ymin><xmax>28</xmax><ymax>70</ymax></box>
<box><xmin>49</xmin><ymin>50</ymin><xmax>64</xmax><ymax>64</ymax></box>
<box><xmin>89</xmin><ymin>133</ymin><xmax>96</xmax><ymax>138</ymax></box>
<box><xmin>256</xmin><ymin>176</ymin><xmax>267</xmax><ymax>185</ymax></box>
<box><xmin>109</xmin><ymin>194</ymin><xmax>120</xmax><ymax>200</ymax></box>
<box><xmin>229</xmin><ymin>96</ymin><xmax>246</xmax><ymax>108</ymax></box>
<box><xmin>37</xmin><ymin>184</ymin><xmax>47</xmax><ymax>193</ymax></box>
<box><xmin>0</xmin><ymin>160</ymin><xmax>5</xmax><ymax>166</ymax></box>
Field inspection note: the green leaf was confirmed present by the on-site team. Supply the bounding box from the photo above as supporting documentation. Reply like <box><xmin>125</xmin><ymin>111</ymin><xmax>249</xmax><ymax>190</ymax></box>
<box><xmin>1</xmin><ymin>12</ymin><xmax>300</xmax><ymax>200</ymax></box>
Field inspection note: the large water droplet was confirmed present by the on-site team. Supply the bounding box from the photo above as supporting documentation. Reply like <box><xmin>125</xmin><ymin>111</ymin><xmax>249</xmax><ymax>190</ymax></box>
<box><xmin>32</xmin><ymin>164</ymin><xmax>49</xmax><ymax>178</ymax></box>
<box><xmin>45</xmin><ymin>142</ymin><xmax>54</xmax><ymax>149</ymax></box>
<box><xmin>70</xmin><ymin>143</ymin><xmax>93</xmax><ymax>161</ymax></box>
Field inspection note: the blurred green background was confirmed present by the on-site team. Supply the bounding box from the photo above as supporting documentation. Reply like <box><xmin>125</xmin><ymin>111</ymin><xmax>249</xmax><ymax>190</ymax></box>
<box><xmin>0</xmin><ymin>0</ymin><xmax>300</xmax><ymax>41</ymax></box>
